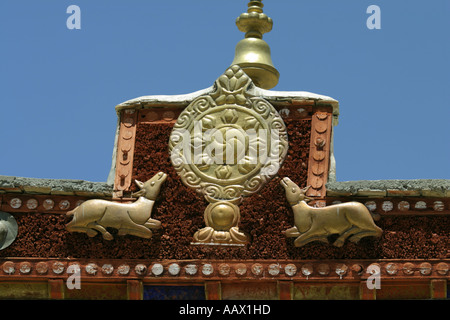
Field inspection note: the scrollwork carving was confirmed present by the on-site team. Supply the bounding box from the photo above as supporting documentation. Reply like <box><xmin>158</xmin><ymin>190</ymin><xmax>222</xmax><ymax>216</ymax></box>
<box><xmin>169</xmin><ymin>65</ymin><xmax>288</xmax><ymax>245</ymax></box>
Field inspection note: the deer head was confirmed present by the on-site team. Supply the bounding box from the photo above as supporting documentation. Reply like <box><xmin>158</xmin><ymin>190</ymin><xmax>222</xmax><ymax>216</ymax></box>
<box><xmin>132</xmin><ymin>172</ymin><xmax>167</xmax><ymax>200</ymax></box>
<box><xmin>280</xmin><ymin>177</ymin><xmax>313</xmax><ymax>206</ymax></box>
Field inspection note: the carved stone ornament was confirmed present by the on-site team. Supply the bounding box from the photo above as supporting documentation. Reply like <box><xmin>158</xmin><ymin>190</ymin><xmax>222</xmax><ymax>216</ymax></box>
<box><xmin>280</xmin><ymin>177</ymin><xmax>382</xmax><ymax>247</ymax></box>
<box><xmin>169</xmin><ymin>65</ymin><xmax>288</xmax><ymax>244</ymax></box>
<box><xmin>66</xmin><ymin>172</ymin><xmax>166</xmax><ymax>240</ymax></box>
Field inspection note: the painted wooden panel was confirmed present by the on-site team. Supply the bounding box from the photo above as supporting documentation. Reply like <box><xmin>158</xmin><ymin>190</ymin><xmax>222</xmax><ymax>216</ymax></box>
<box><xmin>293</xmin><ymin>283</ymin><xmax>360</xmax><ymax>300</ymax></box>
<box><xmin>376</xmin><ymin>281</ymin><xmax>431</xmax><ymax>300</ymax></box>
<box><xmin>143</xmin><ymin>285</ymin><xmax>205</xmax><ymax>300</ymax></box>
<box><xmin>64</xmin><ymin>283</ymin><xmax>128</xmax><ymax>300</ymax></box>
<box><xmin>221</xmin><ymin>282</ymin><xmax>278</xmax><ymax>300</ymax></box>
<box><xmin>0</xmin><ymin>282</ymin><xmax>48</xmax><ymax>299</ymax></box>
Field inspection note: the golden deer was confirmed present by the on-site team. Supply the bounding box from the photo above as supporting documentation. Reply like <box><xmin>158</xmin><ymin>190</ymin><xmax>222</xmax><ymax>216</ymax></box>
<box><xmin>66</xmin><ymin>172</ymin><xmax>167</xmax><ymax>240</ymax></box>
<box><xmin>280</xmin><ymin>177</ymin><xmax>382</xmax><ymax>247</ymax></box>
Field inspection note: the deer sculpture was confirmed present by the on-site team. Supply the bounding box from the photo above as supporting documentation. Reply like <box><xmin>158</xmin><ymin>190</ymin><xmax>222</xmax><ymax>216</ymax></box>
<box><xmin>280</xmin><ymin>177</ymin><xmax>382</xmax><ymax>247</ymax></box>
<box><xmin>66</xmin><ymin>172</ymin><xmax>167</xmax><ymax>240</ymax></box>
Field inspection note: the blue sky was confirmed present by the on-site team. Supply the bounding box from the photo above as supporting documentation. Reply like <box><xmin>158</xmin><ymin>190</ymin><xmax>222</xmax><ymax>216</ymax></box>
<box><xmin>1</xmin><ymin>0</ymin><xmax>449</xmax><ymax>182</ymax></box>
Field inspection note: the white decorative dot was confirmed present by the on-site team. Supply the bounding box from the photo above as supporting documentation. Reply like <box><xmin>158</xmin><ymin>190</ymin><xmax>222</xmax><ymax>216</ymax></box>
<box><xmin>251</xmin><ymin>263</ymin><xmax>263</xmax><ymax>276</ymax></box>
<box><xmin>235</xmin><ymin>264</ymin><xmax>247</xmax><ymax>276</ymax></box>
<box><xmin>86</xmin><ymin>263</ymin><xmax>98</xmax><ymax>275</ymax></box>
<box><xmin>168</xmin><ymin>263</ymin><xmax>180</xmax><ymax>276</ymax></box>
<box><xmin>116</xmin><ymin>264</ymin><xmax>129</xmax><ymax>275</ymax></box>
<box><xmin>26</xmin><ymin>199</ymin><xmax>38</xmax><ymax>210</ymax></box>
<box><xmin>268</xmin><ymin>263</ymin><xmax>280</xmax><ymax>276</ymax></box>
<box><xmin>135</xmin><ymin>264</ymin><xmax>147</xmax><ymax>276</ymax></box>
<box><xmin>433</xmin><ymin>201</ymin><xmax>445</xmax><ymax>211</ymax></box>
<box><xmin>43</xmin><ymin>199</ymin><xmax>54</xmax><ymax>210</ymax></box>
<box><xmin>36</xmin><ymin>262</ymin><xmax>48</xmax><ymax>274</ymax></box>
<box><xmin>19</xmin><ymin>262</ymin><xmax>32</xmax><ymax>274</ymax></box>
<box><xmin>285</xmin><ymin>264</ymin><xmax>297</xmax><ymax>277</ymax></box>
<box><xmin>202</xmin><ymin>264</ymin><xmax>214</xmax><ymax>276</ymax></box>
<box><xmin>151</xmin><ymin>263</ymin><xmax>164</xmax><ymax>276</ymax></box>
<box><xmin>218</xmin><ymin>264</ymin><xmax>230</xmax><ymax>276</ymax></box>
<box><xmin>52</xmin><ymin>262</ymin><xmax>65</xmax><ymax>274</ymax></box>
<box><xmin>436</xmin><ymin>263</ymin><xmax>449</xmax><ymax>275</ymax></box>
<box><xmin>414</xmin><ymin>201</ymin><xmax>427</xmax><ymax>210</ymax></box>
<box><xmin>59</xmin><ymin>200</ymin><xmax>70</xmax><ymax>210</ymax></box>
<box><xmin>335</xmin><ymin>264</ymin><xmax>348</xmax><ymax>279</ymax></box>
<box><xmin>402</xmin><ymin>263</ymin><xmax>415</xmax><ymax>275</ymax></box>
<box><xmin>67</xmin><ymin>264</ymin><xmax>81</xmax><ymax>274</ymax></box>
<box><xmin>382</xmin><ymin>201</ymin><xmax>393</xmax><ymax>212</ymax></box>
<box><xmin>102</xmin><ymin>264</ymin><xmax>114</xmax><ymax>275</ymax></box>
<box><xmin>317</xmin><ymin>264</ymin><xmax>330</xmax><ymax>276</ymax></box>
<box><xmin>301</xmin><ymin>264</ymin><xmax>313</xmax><ymax>277</ymax></box>
<box><xmin>385</xmin><ymin>263</ymin><xmax>398</xmax><ymax>275</ymax></box>
<box><xmin>185</xmin><ymin>264</ymin><xmax>198</xmax><ymax>276</ymax></box>
<box><xmin>3</xmin><ymin>262</ymin><xmax>15</xmax><ymax>274</ymax></box>
<box><xmin>365</xmin><ymin>201</ymin><xmax>377</xmax><ymax>212</ymax></box>
<box><xmin>10</xmin><ymin>198</ymin><xmax>22</xmax><ymax>209</ymax></box>
<box><xmin>419</xmin><ymin>263</ymin><xmax>432</xmax><ymax>275</ymax></box>
<box><xmin>398</xmin><ymin>201</ymin><xmax>410</xmax><ymax>211</ymax></box>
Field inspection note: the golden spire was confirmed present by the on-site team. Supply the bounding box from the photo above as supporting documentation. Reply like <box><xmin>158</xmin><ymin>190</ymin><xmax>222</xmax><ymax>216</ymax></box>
<box><xmin>231</xmin><ymin>0</ymin><xmax>279</xmax><ymax>89</ymax></box>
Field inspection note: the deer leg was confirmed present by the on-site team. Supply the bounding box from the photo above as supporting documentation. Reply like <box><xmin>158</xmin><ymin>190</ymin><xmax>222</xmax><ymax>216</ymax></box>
<box><xmin>332</xmin><ymin>227</ymin><xmax>362</xmax><ymax>247</ymax></box>
<box><xmin>349</xmin><ymin>230</ymin><xmax>381</xmax><ymax>243</ymax></box>
<box><xmin>86</xmin><ymin>229</ymin><xmax>98</xmax><ymax>238</ymax></box>
<box><xmin>86</xmin><ymin>222</ymin><xmax>113</xmax><ymax>240</ymax></box>
<box><xmin>118</xmin><ymin>224</ymin><xmax>153</xmax><ymax>239</ymax></box>
<box><xmin>294</xmin><ymin>224</ymin><xmax>328</xmax><ymax>246</ymax></box>
<box><xmin>144</xmin><ymin>218</ymin><xmax>161</xmax><ymax>230</ymax></box>
<box><xmin>118</xmin><ymin>228</ymin><xmax>152</xmax><ymax>238</ymax></box>
<box><xmin>285</xmin><ymin>226</ymin><xmax>301</xmax><ymax>238</ymax></box>
<box><xmin>294</xmin><ymin>232</ymin><xmax>328</xmax><ymax>247</ymax></box>
<box><xmin>67</xmin><ymin>226</ymin><xmax>98</xmax><ymax>237</ymax></box>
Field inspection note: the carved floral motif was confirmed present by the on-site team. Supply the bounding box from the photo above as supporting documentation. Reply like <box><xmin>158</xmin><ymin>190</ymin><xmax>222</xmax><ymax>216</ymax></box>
<box><xmin>169</xmin><ymin>65</ymin><xmax>288</xmax><ymax>244</ymax></box>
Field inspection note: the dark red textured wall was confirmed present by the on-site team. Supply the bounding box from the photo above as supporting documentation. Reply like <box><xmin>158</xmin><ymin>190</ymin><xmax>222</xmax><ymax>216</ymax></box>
<box><xmin>129</xmin><ymin>119</ymin><xmax>312</xmax><ymax>260</ymax></box>
<box><xmin>1</xmin><ymin>119</ymin><xmax>449</xmax><ymax>260</ymax></box>
<box><xmin>1</xmin><ymin>210</ymin><xmax>448</xmax><ymax>259</ymax></box>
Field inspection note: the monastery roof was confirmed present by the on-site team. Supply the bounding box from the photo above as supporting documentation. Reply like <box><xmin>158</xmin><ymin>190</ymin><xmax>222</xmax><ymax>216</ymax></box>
<box><xmin>326</xmin><ymin>179</ymin><xmax>450</xmax><ymax>198</ymax></box>
<box><xmin>0</xmin><ymin>175</ymin><xmax>112</xmax><ymax>197</ymax></box>
<box><xmin>1</xmin><ymin>174</ymin><xmax>448</xmax><ymax>199</ymax></box>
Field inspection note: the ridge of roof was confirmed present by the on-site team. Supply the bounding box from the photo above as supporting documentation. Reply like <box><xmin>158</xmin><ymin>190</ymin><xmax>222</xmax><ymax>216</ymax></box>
<box><xmin>326</xmin><ymin>179</ymin><xmax>450</xmax><ymax>197</ymax></box>
<box><xmin>0</xmin><ymin>175</ymin><xmax>112</xmax><ymax>197</ymax></box>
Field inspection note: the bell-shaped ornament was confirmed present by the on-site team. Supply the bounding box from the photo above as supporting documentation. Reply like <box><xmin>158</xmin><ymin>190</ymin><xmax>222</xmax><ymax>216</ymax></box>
<box><xmin>231</xmin><ymin>0</ymin><xmax>279</xmax><ymax>89</ymax></box>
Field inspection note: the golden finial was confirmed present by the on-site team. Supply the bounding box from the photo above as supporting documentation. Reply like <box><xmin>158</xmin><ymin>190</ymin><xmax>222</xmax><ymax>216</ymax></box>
<box><xmin>231</xmin><ymin>0</ymin><xmax>279</xmax><ymax>89</ymax></box>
